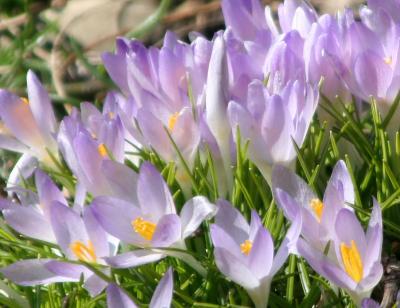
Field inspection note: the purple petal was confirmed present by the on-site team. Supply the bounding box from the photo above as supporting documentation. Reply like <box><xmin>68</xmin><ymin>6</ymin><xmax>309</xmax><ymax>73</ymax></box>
<box><xmin>151</xmin><ymin>214</ymin><xmax>181</xmax><ymax>247</ymax></box>
<box><xmin>83</xmin><ymin>207</ymin><xmax>110</xmax><ymax>258</ymax></box>
<box><xmin>322</xmin><ymin>259</ymin><xmax>357</xmax><ymax>290</ymax></box>
<box><xmin>105</xmin><ymin>250</ymin><xmax>164</xmax><ymax>268</ymax></box>
<box><xmin>248</xmin><ymin>227</ymin><xmax>274</xmax><ymax>279</ymax></box>
<box><xmin>0</xmin><ymin>90</ymin><xmax>44</xmax><ymax>148</ymax></box>
<box><xmin>248</xmin><ymin>210</ymin><xmax>262</xmax><ymax>242</ymax></box>
<box><xmin>180</xmin><ymin>196</ymin><xmax>216</xmax><ymax>239</ymax></box>
<box><xmin>210</xmin><ymin>224</ymin><xmax>243</xmax><ymax>260</ymax></box>
<box><xmin>359</xmin><ymin>261</ymin><xmax>383</xmax><ymax>292</ymax></box>
<box><xmin>1</xmin><ymin>259</ymin><xmax>77</xmax><ymax>286</ymax></box>
<box><xmin>149</xmin><ymin>268</ymin><xmax>173</xmax><ymax>308</ymax></box>
<box><xmin>361</xmin><ymin>298</ymin><xmax>380</xmax><ymax>308</ymax></box>
<box><xmin>101</xmin><ymin>160</ymin><xmax>138</xmax><ymax>203</ymax></box>
<box><xmin>0</xmin><ymin>135</ymin><xmax>28</xmax><ymax>153</ymax></box>
<box><xmin>50</xmin><ymin>201</ymin><xmax>88</xmax><ymax>259</ymax></box>
<box><xmin>335</xmin><ymin>209</ymin><xmax>367</xmax><ymax>260</ymax></box>
<box><xmin>326</xmin><ymin>160</ymin><xmax>354</xmax><ymax>205</ymax></box>
<box><xmin>364</xmin><ymin>200</ymin><xmax>383</xmax><ymax>274</ymax></box>
<box><xmin>45</xmin><ymin>260</ymin><xmax>90</xmax><ymax>279</ymax></box>
<box><xmin>214</xmin><ymin>247</ymin><xmax>259</xmax><ymax>290</ymax></box>
<box><xmin>90</xmin><ymin>196</ymin><xmax>144</xmax><ymax>245</ymax></box>
<box><xmin>84</xmin><ymin>272</ymin><xmax>108</xmax><ymax>296</ymax></box>
<box><xmin>214</xmin><ymin>199</ymin><xmax>249</xmax><ymax>245</ymax></box>
<box><xmin>3</xmin><ymin>206</ymin><xmax>56</xmax><ymax>243</ymax></box>
<box><xmin>7</xmin><ymin>154</ymin><xmax>38</xmax><ymax>189</ymax></box>
<box><xmin>26</xmin><ymin>70</ymin><xmax>57</xmax><ymax>138</ymax></box>
<box><xmin>107</xmin><ymin>284</ymin><xmax>138</xmax><ymax>308</ymax></box>
<box><xmin>272</xmin><ymin>165</ymin><xmax>317</xmax><ymax>213</ymax></box>
<box><xmin>137</xmin><ymin>162</ymin><xmax>175</xmax><ymax>221</ymax></box>
<box><xmin>35</xmin><ymin>169</ymin><xmax>67</xmax><ymax>216</ymax></box>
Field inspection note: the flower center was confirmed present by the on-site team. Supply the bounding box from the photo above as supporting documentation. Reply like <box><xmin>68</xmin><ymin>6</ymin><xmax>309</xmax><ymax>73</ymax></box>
<box><xmin>340</xmin><ymin>240</ymin><xmax>363</xmax><ymax>283</ymax></box>
<box><xmin>240</xmin><ymin>240</ymin><xmax>253</xmax><ymax>256</ymax></box>
<box><xmin>310</xmin><ymin>198</ymin><xmax>324</xmax><ymax>222</ymax></box>
<box><xmin>21</xmin><ymin>97</ymin><xmax>29</xmax><ymax>105</ymax></box>
<box><xmin>168</xmin><ymin>112</ymin><xmax>180</xmax><ymax>131</ymax></box>
<box><xmin>70</xmin><ymin>240</ymin><xmax>97</xmax><ymax>262</ymax></box>
<box><xmin>132</xmin><ymin>217</ymin><xmax>156</xmax><ymax>241</ymax></box>
<box><xmin>97</xmin><ymin>143</ymin><xmax>108</xmax><ymax>157</ymax></box>
<box><xmin>384</xmin><ymin>56</ymin><xmax>392</xmax><ymax>65</ymax></box>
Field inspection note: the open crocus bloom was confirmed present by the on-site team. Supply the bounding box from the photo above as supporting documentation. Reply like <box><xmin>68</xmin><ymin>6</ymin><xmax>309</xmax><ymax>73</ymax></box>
<box><xmin>0</xmin><ymin>70</ymin><xmax>58</xmax><ymax>188</ymax></box>
<box><xmin>107</xmin><ymin>267</ymin><xmax>173</xmax><ymax>308</ymax></box>
<box><xmin>1</xmin><ymin>169</ymin><xmax>67</xmax><ymax>243</ymax></box>
<box><xmin>57</xmin><ymin>111</ymin><xmax>136</xmax><ymax>205</ymax></box>
<box><xmin>90</xmin><ymin>162</ymin><xmax>216</xmax><ymax>275</ymax></box>
<box><xmin>1</xmin><ymin>203</ymin><xmax>118</xmax><ymax>296</ymax></box>
<box><xmin>210</xmin><ymin>200</ymin><xmax>301</xmax><ymax>308</ymax></box>
<box><xmin>298</xmin><ymin>201</ymin><xmax>383</xmax><ymax>307</ymax></box>
<box><xmin>1</xmin><ymin>201</ymin><xmax>118</xmax><ymax>296</ymax></box>
<box><xmin>272</xmin><ymin>160</ymin><xmax>354</xmax><ymax>252</ymax></box>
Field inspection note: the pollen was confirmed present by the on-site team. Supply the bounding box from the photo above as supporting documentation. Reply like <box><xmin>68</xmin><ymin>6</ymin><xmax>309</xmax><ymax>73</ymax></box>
<box><xmin>108</xmin><ymin>111</ymin><xmax>115</xmax><ymax>119</ymax></box>
<box><xmin>240</xmin><ymin>239</ymin><xmax>253</xmax><ymax>256</ymax></box>
<box><xmin>132</xmin><ymin>217</ymin><xmax>156</xmax><ymax>241</ymax></box>
<box><xmin>310</xmin><ymin>198</ymin><xmax>324</xmax><ymax>222</ymax></box>
<box><xmin>168</xmin><ymin>112</ymin><xmax>180</xmax><ymax>131</ymax></box>
<box><xmin>70</xmin><ymin>240</ymin><xmax>97</xmax><ymax>262</ymax></box>
<box><xmin>97</xmin><ymin>143</ymin><xmax>108</xmax><ymax>157</ymax></box>
<box><xmin>21</xmin><ymin>97</ymin><xmax>29</xmax><ymax>105</ymax></box>
<box><xmin>384</xmin><ymin>56</ymin><xmax>393</xmax><ymax>65</ymax></box>
<box><xmin>340</xmin><ymin>240</ymin><xmax>363</xmax><ymax>283</ymax></box>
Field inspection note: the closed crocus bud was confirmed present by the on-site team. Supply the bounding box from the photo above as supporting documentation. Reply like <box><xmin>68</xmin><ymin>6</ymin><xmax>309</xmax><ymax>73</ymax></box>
<box><xmin>228</xmin><ymin>80</ymin><xmax>318</xmax><ymax>184</ymax></box>
<box><xmin>205</xmin><ymin>34</ymin><xmax>232</xmax><ymax>194</ymax></box>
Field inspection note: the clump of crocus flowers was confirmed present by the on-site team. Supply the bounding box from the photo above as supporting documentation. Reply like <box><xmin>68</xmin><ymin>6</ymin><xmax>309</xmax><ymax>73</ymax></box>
<box><xmin>0</xmin><ymin>0</ymin><xmax>396</xmax><ymax>306</ymax></box>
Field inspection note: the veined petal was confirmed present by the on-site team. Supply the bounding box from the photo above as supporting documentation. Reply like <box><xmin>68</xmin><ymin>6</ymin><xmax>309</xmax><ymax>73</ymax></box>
<box><xmin>104</xmin><ymin>250</ymin><xmax>164</xmax><ymax>268</ymax></box>
<box><xmin>248</xmin><ymin>226</ymin><xmax>274</xmax><ymax>279</ymax></box>
<box><xmin>180</xmin><ymin>196</ymin><xmax>216</xmax><ymax>239</ymax></box>
<box><xmin>138</xmin><ymin>162</ymin><xmax>175</xmax><ymax>221</ymax></box>
<box><xmin>107</xmin><ymin>284</ymin><xmax>138</xmax><ymax>308</ymax></box>
<box><xmin>151</xmin><ymin>214</ymin><xmax>181</xmax><ymax>247</ymax></box>
<box><xmin>1</xmin><ymin>259</ymin><xmax>78</xmax><ymax>286</ymax></box>
<box><xmin>149</xmin><ymin>268</ymin><xmax>173</xmax><ymax>308</ymax></box>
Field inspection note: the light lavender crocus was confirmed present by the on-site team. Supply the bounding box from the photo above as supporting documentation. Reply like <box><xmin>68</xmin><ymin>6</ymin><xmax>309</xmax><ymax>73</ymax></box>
<box><xmin>57</xmin><ymin>107</ymin><xmax>135</xmax><ymax>206</ymax></box>
<box><xmin>90</xmin><ymin>162</ymin><xmax>216</xmax><ymax>276</ymax></box>
<box><xmin>107</xmin><ymin>267</ymin><xmax>173</xmax><ymax>308</ymax></box>
<box><xmin>210</xmin><ymin>200</ymin><xmax>301</xmax><ymax>308</ymax></box>
<box><xmin>272</xmin><ymin>160</ymin><xmax>354</xmax><ymax>251</ymax></box>
<box><xmin>0</xmin><ymin>70</ymin><xmax>58</xmax><ymax>188</ymax></box>
<box><xmin>1</xmin><ymin>201</ymin><xmax>118</xmax><ymax>296</ymax></box>
<box><xmin>298</xmin><ymin>201</ymin><xmax>383</xmax><ymax>307</ymax></box>
<box><xmin>1</xmin><ymin>169</ymin><xmax>67</xmax><ymax>243</ymax></box>
<box><xmin>228</xmin><ymin>80</ymin><xmax>318</xmax><ymax>183</ymax></box>
<box><xmin>103</xmin><ymin>32</ymin><xmax>210</xmax><ymax>185</ymax></box>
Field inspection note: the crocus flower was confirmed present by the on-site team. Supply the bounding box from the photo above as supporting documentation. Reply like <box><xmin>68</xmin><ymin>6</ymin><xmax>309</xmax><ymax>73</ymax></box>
<box><xmin>1</xmin><ymin>201</ymin><xmax>118</xmax><ymax>296</ymax></box>
<box><xmin>272</xmin><ymin>160</ymin><xmax>355</xmax><ymax>251</ymax></box>
<box><xmin>102</xmin><ymin>32</ymin><xmax>210</xmax><ymax>174</ymax></box>
<box><xmin>0</xmin><ymin>70</ymin><xmax>58</xmax><ymax>188</ymax></box>
<box><xmin>107</xmin><ymin>267</ymin><xmax>173</xmax><ymax>308</ymax></box>
<box><xmin>210</xmin><ymin>200</ymin><xmax>301</xmax><ymax>308</ymax></box>
<box><xmin>361</xmin><ymin>298</ymin><xmax>380</xmax><ymax>308</ymax></box>
<box><xmin>2</xmin><ymin>169</ymin><xmax>67</xmax><ymax>243</ymax></box>
<box><xmin>90</xmin><ymin>162</ymin><xmax>216</xmax><ymax>275</ymax></box>
<box><xmin>57</xmin><ymin>107</ymin><xmax>135</xmax><ymax>204</ymax></box>
<box><xmin>228</xmin><ymin>80</ymin><xmax>318</xmax><ymax>183</ymax></box>
<box><xmin>298</xmin><ymin>201</ymin><xmax>383</xmax><ymax>307</ymax></box>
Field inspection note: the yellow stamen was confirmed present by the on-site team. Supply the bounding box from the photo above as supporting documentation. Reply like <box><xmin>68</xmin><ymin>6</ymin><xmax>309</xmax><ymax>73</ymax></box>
<box><xmin>240</xmin><ymin>240</ymin><xmax>253</xmax><ymax>256</ymax></box>
<box><xmin>97</xmin><ymin>143</ymin><xmax>108</xmax><ymax>157</ymax></box>
<box><xmin>340</xmin><ymin>240</ymin><xmax>363</xmax><ymax>283</ymax></box>
<box><xmin>310</xmin><ymin>198</ymin><xmax>324</xmax><ymax>222</ymax></box>
<box><xmin>108</xmin><ymin>111</ymin><xmax>115</xmax><ymax>119</ymax></box>
<box><xmin>21</xmin><ymin>97</ymin><xmax>29</xmax><ymax>105</ymax></box>
<box><xmin>168</xmin><ymin>112</ymin><xmax>180</xmax><ymax>131</ymax></box>
<box><xmin>132</xmin><ymin>217</ymin><xmax>156</xmax><ymax>241</ymax></box>
<box><xmin>70</xmin><ymin>240</ymin><xmax>97</xmax><ymax>262</ymax></box>
<box><xmin>384</xmin><ymin>56</ymin><xmax>393</xmax><ymax>65</ymax></box>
